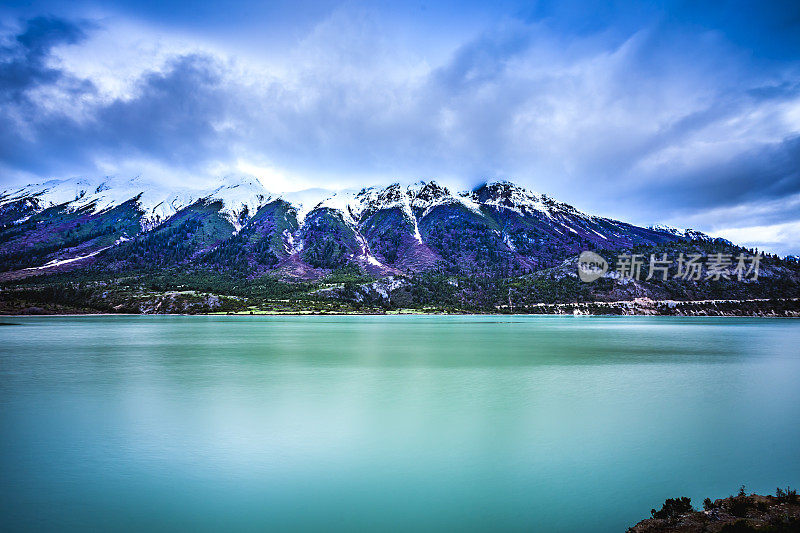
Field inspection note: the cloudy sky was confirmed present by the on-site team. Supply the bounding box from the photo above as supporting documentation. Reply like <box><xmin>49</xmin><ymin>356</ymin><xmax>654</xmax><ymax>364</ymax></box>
<box><xmin>1</xmin><ymin>1</ymin><xmax>799</xmax><ymax>254</ymax></box>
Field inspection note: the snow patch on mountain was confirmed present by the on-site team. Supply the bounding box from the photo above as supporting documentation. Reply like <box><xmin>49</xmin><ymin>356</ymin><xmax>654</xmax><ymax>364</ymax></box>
<box><xmin>314</xmin><ymin>189</ymin><xmax>363</xmax><ymax>224</ymax></box>
<box><xmin>0</xmin><ymin>175</ymin><xmax>273</xmax><ymax>230</ymax></box>
<box><xmin>408</xmin><ymin>181</ymin><xmax>482</xmax><ymax>217</ymax></box>
<box><xmin>649</xmin><ymin>224</ymin><xmax>686</xmax><ymax>236</ymax></box>
<box><xmin>282</xmin><ymin>229</ymin><xmax>302</xmax><ymax>255</ymax></box>
<box><xmin>467</xmin><ymin>180</ymin><xmax>555</xmax><ymax>218</ymax></box>
<box><xmin>354</xmin><ymin>230</ymin><xmax>385</xmax><ymax>267</ymax></box>
<box><xmin>3</xmin><ymin>175</ymin><xmax>702</xmax><ymax>253</ymax></box>
<box><xmin>648</xmin><ymin>224</ymin><xmax>714</xmax><ymax>241</ymax></box>
<box><xmin>277</xmin><ymin>188</ymin><xmax>337</xmax><ymax>223</ymax></box>
<box><xmin>1</xmin><ymin>178</ymin><xmax>96</xmax><ymax>209</ymax></box>
<box><xmin>25</xmin><ymin>245</ymin><xmax>113</xmax><ymax>270</ymax></box>
<box><xmin>204</xmin><ymin>177</ymin><xmax>271</xmax><ymax>231</ymax></box>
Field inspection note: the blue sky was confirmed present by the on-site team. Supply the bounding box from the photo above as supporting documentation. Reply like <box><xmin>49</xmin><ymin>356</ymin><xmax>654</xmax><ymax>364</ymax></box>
<box><xmin>1</xmin><ymin>1</ymin><xmax>799</xmax><ymax>254</ymax></box>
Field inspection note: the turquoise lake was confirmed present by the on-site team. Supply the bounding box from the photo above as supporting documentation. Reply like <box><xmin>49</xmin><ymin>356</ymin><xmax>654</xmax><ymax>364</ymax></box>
<box><xmin>1</xmin><ymin>315</ymin><xmax>799</xmax><ymax>531</ymax></box>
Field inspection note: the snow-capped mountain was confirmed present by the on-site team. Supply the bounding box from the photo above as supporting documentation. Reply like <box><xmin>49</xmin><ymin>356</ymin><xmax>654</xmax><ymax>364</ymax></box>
<box><xmin>0</xmin><ymin>175</ymin><xmax>270</xmax><ymax>230</ymax></box>
<box><xmin>0</xmin><ymin>176</ymin><xmax>717</xmax><ymax>277</ymax></box>
<box><xmin>647</xmin><ymin>224</ymin><xmax>713</xmax><ymax>241</ymax></box>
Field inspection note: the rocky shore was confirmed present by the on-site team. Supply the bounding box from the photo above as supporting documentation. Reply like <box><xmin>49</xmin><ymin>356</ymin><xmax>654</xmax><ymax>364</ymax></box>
<box><xmin>628</xmin><ymin>487</ymin><xmax>799</xmax><ymax>532</ymax></box>
<box><xmin>516</xmin><ymin>297</ymin><xmax>800</xmax><ymax>317</ymax></box>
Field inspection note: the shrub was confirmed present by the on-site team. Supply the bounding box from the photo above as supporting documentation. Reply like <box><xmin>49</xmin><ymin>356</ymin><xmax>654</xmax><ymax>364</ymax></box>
<box><xmin>704</xmin><ymin>497</ymin><xmax>717</xmax><ymax>511</ymax></box>
<box><xmin>775</xmin><ymin>486</ymin><xmax>798</xmax><ymax>504</ymax></box>
<box><xmin>651</xmin><ymin>497</ymin><xmax>693</xmax><ymax>520</ymax></box>
<box><xmin>726</xmin><ymin>490</ymin><xmax>752</xmax><ymax>518</ymax></box>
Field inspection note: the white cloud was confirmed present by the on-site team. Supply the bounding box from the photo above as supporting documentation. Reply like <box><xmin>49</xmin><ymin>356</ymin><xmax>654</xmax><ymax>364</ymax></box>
<box><xmin>712</xmin><ymin>220</ymin><xmax>800</xmax><ymax>256</ymax></box>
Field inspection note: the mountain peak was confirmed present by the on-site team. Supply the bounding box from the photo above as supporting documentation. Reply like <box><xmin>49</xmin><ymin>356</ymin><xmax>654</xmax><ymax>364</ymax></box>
<box><xmin>204</xmin><ymin>176</ymin><xmax>271</xmax><ymax>230</ymax></box>
<box><xmin>647</xmin><ymin>224</ymin><xmax>716</xmax><ymax>242</ymax></box>
<box><xmin>467</xmin><ymin>180</ymin><xmax>551</xmax><ymax>216</ymax></box>
<box><xmin>409</xmin><ymin>180</ymin><xmax>451</xmax><ymax>203</ymax></box>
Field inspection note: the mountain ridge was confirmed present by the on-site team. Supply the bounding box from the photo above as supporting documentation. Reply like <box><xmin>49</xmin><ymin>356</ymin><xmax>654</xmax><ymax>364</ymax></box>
<box><xmin>1</xmin><ymin>176</ymin><xmax>799</xmax><ymax>315</ymax></box>
<box><xmin>0</xmin><ymin>175</ymin><xmax>721</xmax><ymax>279</ymax></box>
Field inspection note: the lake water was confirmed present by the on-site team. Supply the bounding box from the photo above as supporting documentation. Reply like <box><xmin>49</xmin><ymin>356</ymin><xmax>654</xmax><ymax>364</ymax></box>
<box><xmin>1</xmin><ymin>315</ymin><xmax>799</xmax><ymax>532</ymax></box>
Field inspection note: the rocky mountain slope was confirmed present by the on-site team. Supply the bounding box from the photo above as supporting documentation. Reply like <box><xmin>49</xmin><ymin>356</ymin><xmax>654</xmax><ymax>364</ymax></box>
<box><xmin>3</xmin><ymin>175</ymin><xmax>798</xmax><ymax>315</ymax></box>
<box><xmin>1</xmin><ymin>176</ymin><xmax>699</xmax><ymax>278</ymax></box>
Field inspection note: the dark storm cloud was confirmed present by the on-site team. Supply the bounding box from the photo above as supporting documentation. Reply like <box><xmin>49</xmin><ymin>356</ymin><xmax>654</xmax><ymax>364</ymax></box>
<box><xmin>635</xmin><ymin>135</ymin><xmax>800</xmax><ymax>211</ymax></box>
<box><xmin>620</xmin><ymin>81</ymin><xmax>800</xmax><ymax>208</ymax></box>
<box><xmin>0</xmin><ymin>17</ymin><xmax>231</xmax><ymax>175</ymax></box>
<box><xmin>0</xmin><ymin>15</ymin><xmax>93</xmax><ymax>102</ymax></box>
<box><xmin>94</xmin><ymin>54</ymin><xmax>232</xmax><ymax>165</ymax></box>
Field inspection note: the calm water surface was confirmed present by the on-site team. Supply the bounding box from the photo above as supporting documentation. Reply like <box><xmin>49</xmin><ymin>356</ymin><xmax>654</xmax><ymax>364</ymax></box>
<box><xmin>1</xmin><ymin>315</ymin><xmax>799</xmax><ymax>532</ymax></box>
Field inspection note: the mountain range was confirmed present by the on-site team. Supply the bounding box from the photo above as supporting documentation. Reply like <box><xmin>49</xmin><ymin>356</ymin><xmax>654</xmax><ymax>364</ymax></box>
<box><xmin>1</xmin><ymin>175</ymin><xmax>713</xmax><ymax>277</ymax></box>
<box><xmin>1</xmin><ymin>175</ymin><xmax>798</xmax><ymax>315</ymax></box>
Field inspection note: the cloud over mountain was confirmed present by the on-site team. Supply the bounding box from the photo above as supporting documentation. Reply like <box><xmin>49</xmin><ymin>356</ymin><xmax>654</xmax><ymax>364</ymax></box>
<box><xmin>0</xmin><ymin>1</ymin><xmax>799</xmax><ymax>253</ymax></box>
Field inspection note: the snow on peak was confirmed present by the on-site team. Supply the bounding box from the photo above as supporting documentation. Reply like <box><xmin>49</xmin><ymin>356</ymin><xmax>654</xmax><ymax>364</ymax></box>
<box><xmin>315</xmin><ymin>189</ymin><xmax>364</xmax><ymax>223</ymax></box>
<box><xmin>356</xmin><ymin>180</ymin><xmax>484</xmax><ymax>218</ymax></box>
<box><xmin>276</xmin><ymin>188</ymin><xmax>354</xmax><ymax>223</ymax></box>
<box><xmin>482</xmin><ymin>179</ymin><xmax>543</xmax><ymax>196</ymax></box>
<box><xmin>2</xmin><ymin>176</ymin><xmax>607</xmax><ymax>235</ymax></box>
<box><xmin>406</xmin><ymin>180</ymin><xmax>482</xmax><ymax>216</ymax></box>
<box><xmin>203</xmin><ymin>176</ymin><xmax>271</xmax><ymax>230</ymax></box>
<box><xmin>1</xmin><ymin>177</ymin><xmax>102</xmax><ymax>209</ymax></box>
<box><xmin>647</xmin><ymin>224</ymin><xmax>717</xmax><ymax>242</ymax></box>
<box><xmin>277</xmin><ymin>180</ymin><xmax>477</xmax><ymax>224</ymax></box>
<box><xmin>648</xmin><ymin>224</ymin><xmax>686</xmax><ymax>236</ymax></box>
<box><xmin>467</xmin><ymin>180</ymin><xmax>552</xmax><ymax>216</ymax></box>
<box><xmin>683</xmin><ymin>228</ymin><xmax>715</xmax><ymax>242</ymax></box>
<box><xmin>0</xmin><ymin>175</ymin><xmax>273</xmax><ymax>230</ymax></box>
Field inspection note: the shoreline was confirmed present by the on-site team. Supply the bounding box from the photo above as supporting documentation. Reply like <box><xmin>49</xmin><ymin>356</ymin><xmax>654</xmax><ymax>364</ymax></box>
<box><xmin>3</xmin><ymin>310</ymin><xmax>799</xmax><ymax>319</ymax></box>
<box><xmin>6</xmin><ymin>314</ymin><xmax>798</xmax><ymax>317</ymax></box>
<box><xmin>3</xmin><ymin>297</ymin><xmax>799</xmax><ymax>318</ymax></box>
